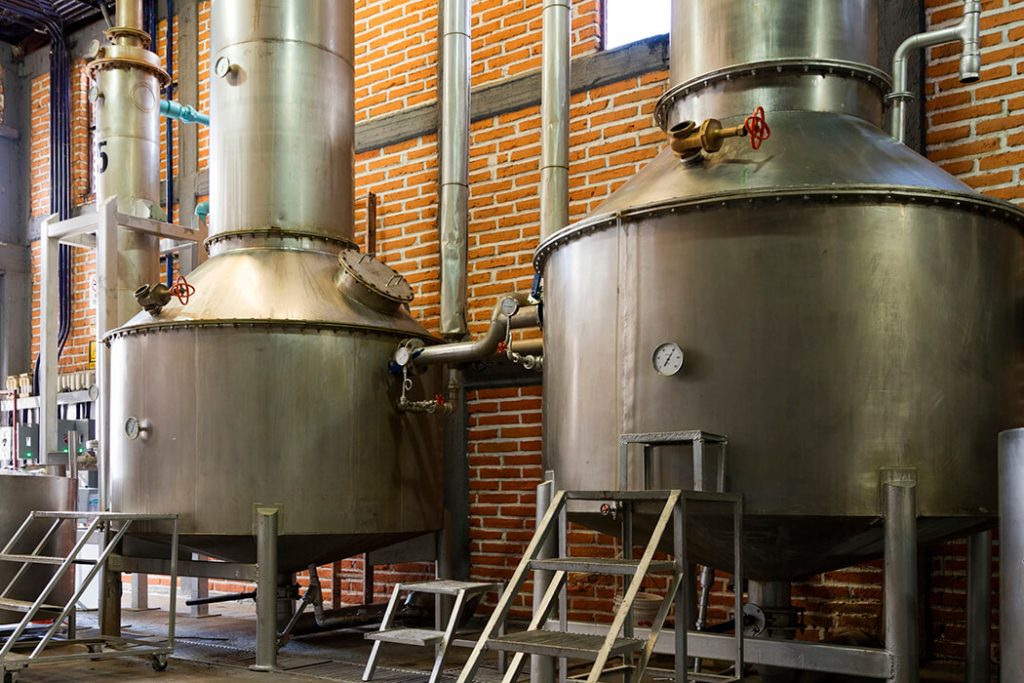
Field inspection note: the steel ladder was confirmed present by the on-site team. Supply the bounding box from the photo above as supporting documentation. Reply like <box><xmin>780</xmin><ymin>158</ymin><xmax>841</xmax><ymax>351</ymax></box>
<box><xmin>362</xmin><ymin>579</ymin><xmax>503</xmax><ymax>683</ymax></box>
<box><xmin>456</xmin><ymin>430</ymin><xmax>743</xmax><ymax>683</ymax></box>
<box><xmin>0</xmin><ymin>511</ymin><xmax>179</xmax><ymax>681</ymax></box>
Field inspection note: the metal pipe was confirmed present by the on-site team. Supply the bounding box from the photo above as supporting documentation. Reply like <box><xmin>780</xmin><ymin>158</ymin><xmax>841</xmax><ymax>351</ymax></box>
<box><xmin>252</xmin><ymin>507</ymin><xmax>279</xmax><ymax>672</ymax></box>
<box><xmin>438</xmin><ymin>0</ymin><xmax>471</xmax><ymax>339</ymax></box>
<box><xmin>531</xmin><ymin>477</ymin><xmax>556</xmax><ymax>683</ymax></box>
<box><xmin>748</xmin><ymin>581</ymin><xmax>793</xmax><ymax>683</ymax></box>
<box><xmin>186</xmin><ymin>590</ymin><xmax>256</xmax><ymax>607</ymax></box>
<box><xmin>888</xmin><ymin>0</ymin><xmax>980</xmax><ymax>142</ymax></box>
<box><xmin>965</xmin><ymin>530</ymin><xmax>991</xmax><ymax>683</ymax></box>
<box><xmin>540</xmin><ymin>0</ymin><xmax>570</xmax><ymax>242</ymax></box>
<box><xmin>884</xmin><ymin>480</ymin><xmax>919</xmax><ymax>683</ymax></box>
<box><xmin>116</xmin><ymin>0</ymin><xmax>143</xmax><ymax>32</ymax></box>
<box><xmin>999</xmin><ymin>429</ymin><xmax>1024</xmax><ymax>683</ymax></box>
<box><xmin>414</xmin><ymin>295</ymin><xmax>540</xmax><ymax>366</ymax></box>
<box><xmin>511</xmin><ymin>338</ymin><xmax>544</xmax><ymax>356</ymax></box>
<box><xmin>165</xmin><ymin>0</ymin><xmax>175</xmax><ymax>288</ymax></box>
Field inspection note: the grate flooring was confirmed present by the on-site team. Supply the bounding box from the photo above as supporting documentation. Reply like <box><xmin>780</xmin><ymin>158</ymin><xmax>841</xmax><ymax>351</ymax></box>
<box><xmin>171</xmin><ymin>637</ymin><xmax>505</xmax><ymax>683</ymax></box>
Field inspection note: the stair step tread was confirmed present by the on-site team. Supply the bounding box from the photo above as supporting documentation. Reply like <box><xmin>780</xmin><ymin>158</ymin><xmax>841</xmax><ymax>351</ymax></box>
<box><xmin>0</xmin><ymin>553</ymin><xmax>95</xmax><ymax>566</ymax></box>
<box><xmin>399</xmin><ymin>580</ymin><xmax>499</xmax><ymax>596</ymax></box>
<box><xmin>0</xmin><ymin>597</ymin><xmax>64</xmax><ymax>613</ymax></box>
<box><xmin>485</xmin><ymin>630</ymin><xmax>644</xmax><ymax>659</ymax></box>
<box><xmin>366</xmin><ymin>628</ymin><xmax>446</xmax><ymax>646</ymax></box>
<box><xmin>530</xmin><ymin>557</ymin><xmax>676</xmax><ymax>575</ymax></box>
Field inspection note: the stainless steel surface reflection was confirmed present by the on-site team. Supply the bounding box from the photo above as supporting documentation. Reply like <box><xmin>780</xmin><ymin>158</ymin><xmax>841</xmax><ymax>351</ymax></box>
<box><xmin>537</xmin><ymin>0</ymin><xmax>1024</xmax><ymax>580</ymax></box>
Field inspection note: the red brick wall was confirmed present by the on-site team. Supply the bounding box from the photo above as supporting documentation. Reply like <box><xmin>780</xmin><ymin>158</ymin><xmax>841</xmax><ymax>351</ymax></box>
<box><xmin>17</xmin><ymin>0</ymin><xmax>1024</xmax><ymax>665</ymax></box>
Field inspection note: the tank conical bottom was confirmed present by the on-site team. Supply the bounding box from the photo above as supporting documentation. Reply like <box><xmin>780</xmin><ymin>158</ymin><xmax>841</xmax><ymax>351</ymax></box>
<box><xmin>127</xmin><ymin>531</ymin><xmax>428</xmax><ymax>574</ymax></box>
<box><xmin>572</xmin><ymin>509</ymin><xmax>989</xmax><ymax>581</ymax></box>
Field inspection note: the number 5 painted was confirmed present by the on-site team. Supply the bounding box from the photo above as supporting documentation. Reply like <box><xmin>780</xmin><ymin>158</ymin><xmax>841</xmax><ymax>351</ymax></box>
<box><xmin>97</xmin><ymin>140</ymin><xmax>109</xmax><ymax>174</ymax></box>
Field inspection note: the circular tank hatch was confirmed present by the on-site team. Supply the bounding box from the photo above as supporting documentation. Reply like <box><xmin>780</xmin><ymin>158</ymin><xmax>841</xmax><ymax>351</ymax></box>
<box><xmin>338</xmin><ymin>249</ymin><xmax>414</xmax><ymax>312</ymax></box>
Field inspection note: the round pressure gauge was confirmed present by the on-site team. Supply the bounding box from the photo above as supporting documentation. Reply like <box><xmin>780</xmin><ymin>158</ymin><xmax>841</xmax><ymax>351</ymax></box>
<box><xmin>214</xmin><ymin>56</ymin><xmax>233</xmax><ymax>79</ymax></box>
<box><xmin>652</xmin><ymin>342</ymin><xmax>684</xmax><ymax>376</ymax></box>
<box><xmin>124</xmin><ymin>416</ymin><xmax>141</xmax><ymax>441</ymax></box>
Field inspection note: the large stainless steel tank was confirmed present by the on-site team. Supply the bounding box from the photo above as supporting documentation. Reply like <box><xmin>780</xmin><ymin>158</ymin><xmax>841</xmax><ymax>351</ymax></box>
<box><xmin>105</xmin><ymin>0</ymin><xmax>443</xmax><ymax>572</ymax></box>
<box><xmin>537</xmin><ymin>0</ymin><xmax>1024</xmax><ymax>580</ymax></box>
<box><xmin>0</xmin><ymin>473</ymin><xmax>75</xmax><ymax>623</ymax></box>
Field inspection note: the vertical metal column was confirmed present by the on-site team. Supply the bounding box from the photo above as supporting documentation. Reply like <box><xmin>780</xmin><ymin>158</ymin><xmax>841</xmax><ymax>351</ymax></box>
<box><xmin>252</xmin><ymin>506</ymin><xmax>279</xmax><ymax>672</ymax></box>
<box><xmin>531</xmin><ymin>477</ymin><xmax>556</xmax><ymax>683</ymax></box>
<box><xmin>999</xmin><ymin>429</ymin><xmax>1024</xmax><ymax>683</ymax></box>
<box><xmin>39</xmin><ymin>216</ymin><xmax>60</xmax><ymax>461</ymax></box>
<box><xmin>130</xmin><ymin>573</ymin><xmax>150</xmax><ymax>610</ymax></box>
<box><xmin>539</xmin><ymin>0</ymin><xmax>570</xmax><ymax>242</ymax></box>
<box><xmin>96</xmin><ymin>197</ymin><xmax>121</xmax><ymax>638</ymax></box>
<box><xmin>965</xmin><ymin>530</ymin><xmax>991</xmax><ymax>683</ymax></box>
<box><xmin>100</xmin><ymin>527</ymin><xmax>123</xmax><ymax>637</ymax></box>
<box><xmin>884</xmin><ymin>480</ymin><xmax>918</xmax><ymax>683</ymax></box>
<box><xmin>438</xmin><ymin>0</ymin><xmax>471</xmax><ymax>339</ymax></box>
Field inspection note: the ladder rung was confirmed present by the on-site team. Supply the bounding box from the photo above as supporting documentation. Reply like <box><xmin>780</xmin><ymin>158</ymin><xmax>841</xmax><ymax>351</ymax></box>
<box><xmin>0</xmin><ymin>597</ymin><xmax>64</xmax><ymax>613</ymax></box>
<box><xmin>530</xmin><ymin>557</ymin><xmax>676</xmax><ymax>576</ymax></box>
<box><xmin>366</xmin><ymin>627</ymin><xmax>446</xmax><ymax>646</ymax></box>
<box><xmin>0</xmin><ymin>553</ymin><xmax>96</xmax><ymax>566</ymax></box>
<box><xmin>485</xmin><ymin>630</ymin><xmax>643</xmax><ymax>660</ymax></box>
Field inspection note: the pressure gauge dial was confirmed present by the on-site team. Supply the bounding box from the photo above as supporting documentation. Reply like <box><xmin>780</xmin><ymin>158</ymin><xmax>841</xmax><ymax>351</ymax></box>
<box><xmin>125</xmin><ymin>416</ymin><xmax>141</xmax><ymax>440</ymax></box>
<box><xmin>652</xmin><ymin>342</ymin><xmax>684</xmax><ymax>376</ymax></box>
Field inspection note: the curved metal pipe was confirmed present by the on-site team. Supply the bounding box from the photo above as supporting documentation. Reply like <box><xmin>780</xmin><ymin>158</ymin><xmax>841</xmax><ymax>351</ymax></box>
<box><xmin>414</xmin><ymin>294</ymin><xmax>539</xmax><ymax>366</ymax></box>
<box><xmin>889</xmin><ymin>0</ymin><xmax>980</xmax><ymax>142</ymax></box>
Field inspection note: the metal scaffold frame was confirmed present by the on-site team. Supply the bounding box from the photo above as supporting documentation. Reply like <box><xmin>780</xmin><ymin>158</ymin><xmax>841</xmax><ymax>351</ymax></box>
<box><xmin>39</xmin><ymin>195</ymin><xmax>205</xmax><ymax>513</ymax></box>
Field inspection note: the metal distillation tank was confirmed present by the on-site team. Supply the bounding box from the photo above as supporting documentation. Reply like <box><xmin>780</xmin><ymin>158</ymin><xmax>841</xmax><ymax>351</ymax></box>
<box><xmin>105</xmin><ymin>0</ymin><xmax>443</xmax><ymax>571</ymax></box>
<box><xmin>536</xmin><ymin>0</ymin><xmax>1024</xmax><ymax>580</ymax></box>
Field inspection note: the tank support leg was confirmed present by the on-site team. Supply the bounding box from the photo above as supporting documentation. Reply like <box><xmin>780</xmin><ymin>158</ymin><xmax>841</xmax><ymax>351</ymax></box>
<box><xmin>531</xmin><ymin>477</ymin><xmax>556</xmax><ymax>683</ymax></box>
<box><xmin>100</xmin><ymin>527</ymin><xmax>122</xmax><ymax>637</ymax></box>
<box><xmin>251</xmin><ymin>506</ymin><xmax>280</xmax><ymax>672</ymax></box>
<box><xmin>999</xmin><ymin>430</ymin><xmax>1024</xmax><ymax>683</ymax></box>
<box><xmin>965</xmin><ymin>530</ymin><xmax>992</xmax><ymax>683</ymax></box>
<box><xmin>884</xmin><ymin>480</ymin><xmax>918</xmax><ymax>683</ymax></box>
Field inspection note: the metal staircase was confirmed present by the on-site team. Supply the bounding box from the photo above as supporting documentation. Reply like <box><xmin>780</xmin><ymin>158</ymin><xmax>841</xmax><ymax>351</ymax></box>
<box><xmin>457</xmin><ymin>430</ymin><xmax>743</xmax><ymax>683</ymax></box>
<box><xmin>0</xmin><ymin>511</ymin><xmax>179</xmax><ymax>681</ymax></box>
<box><xmin>456</xmin><ymin>489</ymin><xmax>686</xmax><ymax>683</ymax></box>
<box><xmin>363</xmin><ymin>579</ymin><xmax>503</xmax><ymax>683</ymax></box>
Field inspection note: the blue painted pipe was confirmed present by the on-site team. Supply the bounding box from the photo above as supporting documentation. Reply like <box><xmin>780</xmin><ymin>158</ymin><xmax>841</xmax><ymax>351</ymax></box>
<box><xmin>160</xmin><ymin>99</ymin><xmax>210</xmax><ymax>126</ymax></box>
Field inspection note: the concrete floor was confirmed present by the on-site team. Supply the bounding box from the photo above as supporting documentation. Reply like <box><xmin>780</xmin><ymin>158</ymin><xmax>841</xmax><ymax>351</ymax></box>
<box><xmin>3</xmin><ymin>597</ymin><xmax>504</xmax><ymax>682</ymax></box>
<box><xmin>0</xmin><ymin>596</ymin><xmax>976</xmax><ymax>682</ymax></box>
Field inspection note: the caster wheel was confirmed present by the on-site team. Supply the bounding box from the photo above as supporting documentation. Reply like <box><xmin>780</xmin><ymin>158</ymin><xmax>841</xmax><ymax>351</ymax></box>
<box><xmin>152</xmin><ymin>655</ymin><xmax>168</xmax><ymax>672</ymax></box>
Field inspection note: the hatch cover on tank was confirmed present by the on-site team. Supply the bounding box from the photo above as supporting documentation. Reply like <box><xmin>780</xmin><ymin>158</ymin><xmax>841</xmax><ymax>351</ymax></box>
<box><xmin>339</xmin><ymin>249</ymin><xmax>414</xmax><ymax>304</ymax></box>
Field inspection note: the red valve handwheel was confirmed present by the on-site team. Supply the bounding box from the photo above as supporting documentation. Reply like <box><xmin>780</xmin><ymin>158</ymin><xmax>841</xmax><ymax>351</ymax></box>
<box><xmin>496</xmin><ymin>340</ymin><xmax>508</xmax><ymax>354</ymax></box>
<box><xmin>435</xmin><ymin>393</ymin><xmax>446</xmax><ymax>407</ymax></box>
<box><xmin>171</xmin><ymin>274</ymin><xmax>196</xmax><ymax>306</ymax></box>
<box><xmin>744</xmin><ymin>106</ymin><xmax>771</xmax><ymax>150</ymax></box>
